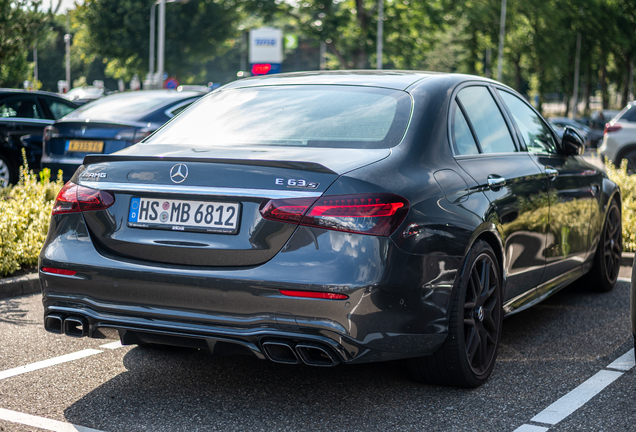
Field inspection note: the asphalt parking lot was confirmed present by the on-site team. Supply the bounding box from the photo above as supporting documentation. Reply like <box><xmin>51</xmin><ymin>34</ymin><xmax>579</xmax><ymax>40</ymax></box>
<box><xmin>0</xmin><ymin>270</ymin><xmax>634</xmax><ymax>432</ymax></box>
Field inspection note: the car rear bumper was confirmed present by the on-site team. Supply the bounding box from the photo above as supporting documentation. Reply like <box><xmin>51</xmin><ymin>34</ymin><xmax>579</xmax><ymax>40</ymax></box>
<box><xmin>39</xmin><ymin>214</ymin><xmax>461</xmax><ymax>365</ymax></box>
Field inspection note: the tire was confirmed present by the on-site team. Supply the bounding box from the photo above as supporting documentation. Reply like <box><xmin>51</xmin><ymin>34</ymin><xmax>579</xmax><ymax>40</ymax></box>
<box><xmin>408</xmin><ymin>240</ymin><xmax>503</xmax><ymax>388</ymax></box>
<box><xmin>588</xmin><ymin>199</ymin><xmax>622</xmax><ymax>292</ymax></box>
<box><xmin>0</xmin><ymin>153</ymin><xmax>18</xmax><ymax>187</ymax></box>
<box><xmin>617</xmin><ymin>148</ymin><xmax>636</xmax><ymax>174</ymax></box>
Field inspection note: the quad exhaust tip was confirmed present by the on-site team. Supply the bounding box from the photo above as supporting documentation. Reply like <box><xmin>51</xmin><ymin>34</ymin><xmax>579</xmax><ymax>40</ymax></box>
<box><xmin>63</xmin><ymin>316</ymin><xmax>88</xmax><ymax>338</ymax></box>
<box><xmin>44</xmin><ymin>314</ymin><xmax>64</xmax><ymax>334</ymax></box>
<box><xmin>262</xmin><ymin>340</ymin><xmax>339</xmax><ymax>367</ymax></box>
<box><xmin>296</xmin><ymin>343</ymin><xmax>340</xmax><ymax>367</ymax></box>
<box><xmin>262</xmin><ymin>341</ymin><xmax>301</xmax><ymax>365</ymax></box>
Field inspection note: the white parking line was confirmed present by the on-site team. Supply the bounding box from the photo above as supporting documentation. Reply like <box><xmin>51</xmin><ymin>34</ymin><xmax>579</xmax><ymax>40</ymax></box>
<box><xmin>530</xmin><ymin>370</ymin><xmax>623</xmax><ymax>425</ymax></box>
<box><xmin>99</xmin><ymin>340</ymin><xmax>123</xmax><ymax>350</ymax></box>
<box><xmin>0</xmin><ymin>408</ymin><xmax>105</xmax><ymax>432</ymax></box>
<box><xmin>0</xmin><ymin>349</ymin><xmax>102</xmax><ymax>381</ymax></box>
<box><xmin>512</xmin><ymin>425</ymin><xmax>549</xmax><ymax>432</ymax></box>
<box><xmin>606</xmin><ymin>348</ymin><xmax>635</xmax><ymax>371</ymax></box>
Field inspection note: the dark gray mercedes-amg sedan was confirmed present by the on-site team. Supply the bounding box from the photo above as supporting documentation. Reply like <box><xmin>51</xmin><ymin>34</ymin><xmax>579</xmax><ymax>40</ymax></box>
<box><xmin>40</xmin><ymin>71</ymin><xmax>622</xmax><ymax>387</ymax></box>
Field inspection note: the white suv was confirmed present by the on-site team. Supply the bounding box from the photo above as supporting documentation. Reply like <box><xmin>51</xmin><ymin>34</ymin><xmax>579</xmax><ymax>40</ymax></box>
<box><xmin>599</xmin><ymin>102</ymin><xmax>636</xmax><ymax>172</ymax></box>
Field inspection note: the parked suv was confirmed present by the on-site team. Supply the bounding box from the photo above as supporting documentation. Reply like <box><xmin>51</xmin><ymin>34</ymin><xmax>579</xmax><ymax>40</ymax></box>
<box><xmin>599</xmin><ymin>102</ymin><xmax>636</xmax><ymax>172</ymax></box>
<box><xmin>0</xmin><ymin>89</ymin><xmax>78</xmax><ymax>186</ymax></box>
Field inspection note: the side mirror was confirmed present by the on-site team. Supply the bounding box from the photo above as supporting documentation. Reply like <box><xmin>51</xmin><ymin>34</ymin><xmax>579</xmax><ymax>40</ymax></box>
<box><xmin>562</xmin><ymin>126</ymin><xmax>585</xmax><ymax>156</ymax></box>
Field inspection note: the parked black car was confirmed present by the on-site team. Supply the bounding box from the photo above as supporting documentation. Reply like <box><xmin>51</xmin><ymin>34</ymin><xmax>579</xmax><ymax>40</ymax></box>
<box><xmin>40</xmin><ymin>72</ymin><xmax>622</xmax><ymax>387</ymax></box>
<box><xmin>42</xmin><ymin>89</ymin><xmax>205</xmax><ymax>181</ymax></box>
<box><xmin>0</xmin><ymin>89</ymin><xmax>78</xmax><ymax>186</ymax></box>
<box><xmin>632</xmin><ymin>259</ymin><xmax>636</xmax><ymax>351</ymax></box>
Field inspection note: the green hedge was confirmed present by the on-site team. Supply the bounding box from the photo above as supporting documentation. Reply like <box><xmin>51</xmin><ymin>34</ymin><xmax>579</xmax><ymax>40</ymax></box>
<box><xmin>0</xmin><ymin>154</ymin><xmax>63</xmax><ymax>276</ymax></box>
<box><xmin>604</xmin><ymin>159</ymin><xmax>636</xmax><ymax>252</ymax></box>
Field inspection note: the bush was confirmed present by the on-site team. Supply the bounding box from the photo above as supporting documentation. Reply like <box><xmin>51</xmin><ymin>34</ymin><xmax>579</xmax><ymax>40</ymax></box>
<box><xmin>604</xmin><ymin>158</ymin><xmax>636</xmax><ymax>252</ymax></box>
<box><xmin>0</xmin><ymin>152</ymin><xmax>63</xmax><ymax>276</ymax></box>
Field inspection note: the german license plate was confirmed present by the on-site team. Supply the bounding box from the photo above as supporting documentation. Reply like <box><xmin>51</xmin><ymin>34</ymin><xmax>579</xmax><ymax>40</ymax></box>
<box><xmin>67</xmin><ymin>140</ymin><xmax>104</xmax><ymax>153</ymax></box>
<box><xmin>127</xmin><ymin>197</ymin><xmax>240</xmax><ymax>234</ymax></box>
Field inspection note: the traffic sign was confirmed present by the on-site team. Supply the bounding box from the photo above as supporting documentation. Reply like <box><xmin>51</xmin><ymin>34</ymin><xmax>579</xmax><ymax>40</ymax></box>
<box><xmin>284</xmin><ymin>34</ymin><xmax>298</xmax><ymax>49</ymax></box>
<box><xmin>164</xmin><ymin>77</ymin><xmax>179</xmax><ymax>89</ymax></box>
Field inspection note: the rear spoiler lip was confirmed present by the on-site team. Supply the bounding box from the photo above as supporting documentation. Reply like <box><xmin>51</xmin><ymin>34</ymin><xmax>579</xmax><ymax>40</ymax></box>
<box><xmin>82</xmin><ymin>154</ymin><xmax>337</xmax><ymax>175</ymax></box>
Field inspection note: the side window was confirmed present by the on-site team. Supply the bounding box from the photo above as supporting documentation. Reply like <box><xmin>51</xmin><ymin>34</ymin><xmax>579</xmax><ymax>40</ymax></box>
<box><xmin>497</xmin><ymin>90</ymin><xmax>558</xmax><ymax>154</ymax></box>
<box><xmin>457</xmin><ymin>86</ymin><xmax>516</xmax><ymax>153</ymax></box>
<box><xmin>619</xmin><ymin>106</ymin><xmax>636</xmax><ymax>122</ymax></box>
<box><xmin>44</xmin><ymin>98</ymin><xmax>76</xmax><ymax>120</ymax></box>
<box><xmin>0</xmin><ymin>97</ymin><xmax>43</xmax><ymax>119</ymax></box>
<box><xmin>451</xmin><ymin>101</ymin><xmax>479</xmax><ymax>155</ymax></box>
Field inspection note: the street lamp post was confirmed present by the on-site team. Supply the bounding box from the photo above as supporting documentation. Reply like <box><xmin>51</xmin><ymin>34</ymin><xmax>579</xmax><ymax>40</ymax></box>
<box><xmin>148</xmin><ymin>0</ymin><xmax>188</xmax><ymax>89</ymax></box>
<box><xmin>496</xmin><ymin>0</ymin><xmax>507</xmax><ymax>82</ymax></box>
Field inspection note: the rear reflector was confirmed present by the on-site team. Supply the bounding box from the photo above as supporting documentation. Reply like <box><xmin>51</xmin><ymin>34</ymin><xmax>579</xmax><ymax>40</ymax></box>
<box><xmin>279</xmin><ymin>290</ymin><xmax>349</xmax><ymax>300</ymax></box>
<box><xmin>52</xmin><ymin>182</ymin><xmax>115</xmax><ymax>215</ymax></box>
<box><xmin>260</xmin><ymin>193</ymin><xmax>409</xmax><ymax>236</ymax></box>
<box><xmin>41</xmin><ymin>267</ymin><xmax>77</xmax><ymax>276</ymax></box>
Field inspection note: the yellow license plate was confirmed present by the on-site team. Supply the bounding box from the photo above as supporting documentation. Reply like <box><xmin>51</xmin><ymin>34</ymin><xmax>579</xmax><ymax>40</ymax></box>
<box><xmin>67</xmin><ymin>140</ymin><xmax>104</xmax><ymax>153</ymax></box>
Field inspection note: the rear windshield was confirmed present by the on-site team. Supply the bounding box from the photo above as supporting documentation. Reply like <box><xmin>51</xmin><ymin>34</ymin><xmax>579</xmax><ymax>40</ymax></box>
<box><xmin>145</xmin><ymin>85</ymin><xmax>412</xmax><ymax>149</ymax></box>
<box><xmin>65</xmin><ymin>91</ymin><xmax>198</xmax><ymax>122</ymax></box>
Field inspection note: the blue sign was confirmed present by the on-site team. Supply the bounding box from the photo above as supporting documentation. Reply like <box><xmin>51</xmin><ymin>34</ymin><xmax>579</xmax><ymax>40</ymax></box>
<box><xmin>164</xmin><ymin>78</ymin><xmax>179</xmax><ymax>89</ymax></box>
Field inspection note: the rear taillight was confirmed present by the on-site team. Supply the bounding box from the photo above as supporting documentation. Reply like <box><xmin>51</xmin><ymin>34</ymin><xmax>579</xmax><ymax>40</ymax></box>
<box><xmin>604</xmin><ymin>123</ymin><xmax>622</xmax><ymax>134</ymax></box>
<box><xmin>260</xmin><ymin>193</ymin><xmax>409</xmax><ymax>236</ymax></box>
<box><xmin>43</xmin><ymin>125</ymin><xmax>58</xmax><ymax>143</ymax></box>
<box><xmin>52</xmin><ymin>182</ymin><xmax>115</xmax><ymax>215</ymax></box>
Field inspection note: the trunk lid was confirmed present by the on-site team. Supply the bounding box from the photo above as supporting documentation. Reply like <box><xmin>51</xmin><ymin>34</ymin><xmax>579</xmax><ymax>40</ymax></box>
<box><xmin>76</xmin><ymin>146</ymin><xmax>390</xmax><ymax>267</ymax></box>
<box><xmin>47</xmin><ymin>121</ymin><xmax>152</xmax><ymax>159</ymax></box>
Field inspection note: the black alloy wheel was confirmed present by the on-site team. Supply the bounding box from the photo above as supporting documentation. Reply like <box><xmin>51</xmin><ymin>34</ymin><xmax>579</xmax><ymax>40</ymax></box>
<box><xmin>408</xmin><ymin>240</ymin><xmax>502</xmax><ymax>387</ymax></box>
<box><xmin>621</xmin><ymin>149</ymin><xmax>636</xmax><ymax>175</ymax></box>
<box><xmin>589</xmin><ymin>199</ymin><xmax>622</xmax><ymax>292</ymax></box>
<box><xmin>463</xmin><ymin>250</ymin><xmax>501</xmax><ymax>376</ymax></box>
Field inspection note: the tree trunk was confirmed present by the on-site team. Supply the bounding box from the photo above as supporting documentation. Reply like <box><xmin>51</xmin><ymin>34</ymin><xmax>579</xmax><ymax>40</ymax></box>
<box><xmin>621</xmin><ymin>55</ymin><xmax>631</xmax><ymax>107</ymax></box>
<box><xmin>600</xmin><ymin>47</ymin><xmax>609</xmax><ymax>109</ymax></box>
<box><xmin>354</xmin><ymin>0</ymin><xmax>369</xmax><ymax>69</ymax></box>
<box><xmin>514</xmin><ymin>54</ymin><xmax>522</xmax><ymax>92</ymax></box>
<box><xmin>584</xmin><ymin>60</ymin><xmax>591</xmax><ymax>114</ymax></box>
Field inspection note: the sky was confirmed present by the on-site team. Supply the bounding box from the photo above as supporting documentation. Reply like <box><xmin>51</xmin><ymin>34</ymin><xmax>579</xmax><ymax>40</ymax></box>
<box><xmin>42</xmin><ymin>0</ymin><xmax>84</xmax><ymax>14</ymax></box>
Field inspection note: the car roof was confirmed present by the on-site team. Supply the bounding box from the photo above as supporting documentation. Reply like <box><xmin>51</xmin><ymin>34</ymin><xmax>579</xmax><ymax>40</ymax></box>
<box><xmin>0</xmin><ymin>88</ymin><xmax>69</xmax><ymax>99</ymax></box>
<box><xmin>220</xmin><ymin>70</ymin><xmax>500</xmax><ymax>92</ymax></box>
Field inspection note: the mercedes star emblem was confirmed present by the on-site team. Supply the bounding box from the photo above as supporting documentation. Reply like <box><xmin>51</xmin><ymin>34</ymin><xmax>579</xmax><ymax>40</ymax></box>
<box><xmin>170</xmin><ymin>163</ymin><xmax>188</xmax><ymax>183</ymax></box>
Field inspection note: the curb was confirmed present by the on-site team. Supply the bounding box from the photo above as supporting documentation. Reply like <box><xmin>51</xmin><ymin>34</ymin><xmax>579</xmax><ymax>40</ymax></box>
<box><xmin>622</xmin><ymin>252</ymin><xmax>634</xmax><ymax>267</ymax></box>
<box><xmin>0</xmin><ymin>273</ymin><xmax>40</xmax><ymax>300</ymax></box>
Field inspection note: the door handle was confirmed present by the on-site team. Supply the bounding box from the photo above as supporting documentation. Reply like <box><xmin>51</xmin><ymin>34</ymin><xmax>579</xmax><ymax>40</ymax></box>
<box><xmin>545</xmin><ymin>167</ymin><xmax>558</xmax><ymax>179</ymax></box>
<box><xmin>487</xmin><ymin>175</ymin><xmax>506</xmax><ymax>189</ymax></box>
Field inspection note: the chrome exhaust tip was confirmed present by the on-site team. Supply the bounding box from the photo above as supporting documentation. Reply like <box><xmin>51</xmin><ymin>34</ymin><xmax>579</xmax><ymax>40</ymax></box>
<box><xmin>262</xmin><ymin>341</ymin><xmax>301</xmax><ymax>365</ymax></box>
<box><xmin>296</xmin><ymin>343</ymin><xmax>340</xmax><ymax>367</ymax></box>
<box><xmin>63</xmin><ymin>316</ymin><xmax>88</xmax><ymax>338</ymax></box>
<box><xmin>44</xmin><ymin>314</ymin><xmax>64</xmax><ymax>334</ymax></box>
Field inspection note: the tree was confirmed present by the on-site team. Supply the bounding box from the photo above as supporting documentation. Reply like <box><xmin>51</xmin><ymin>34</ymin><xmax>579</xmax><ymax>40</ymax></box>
<box><xmin>74</xmin><ymin>0</ymin><xmax>240</xmax><ymax>82</ymax></box>
<box><xmin>0</xmin><ymin>0</ymin><xmax>47</xmax><ymax>87</ymax></box>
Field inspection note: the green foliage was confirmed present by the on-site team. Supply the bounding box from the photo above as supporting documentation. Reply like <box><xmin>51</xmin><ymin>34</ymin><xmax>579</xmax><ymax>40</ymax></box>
<box><xmin>605</xmin><ymin>159</ymin><xmax>636</xmax><ymax>252</ymax></box>
<box><xmin>74</xmin><ymin>0</ymin><xmax>240</xmax><ymax>82</ymax></box>
<box><xmin>0</xmin><ymin>150</ymin><xmax>63</xmax><ymax>277</ymax></box>
<box><xmin>0</xmin><ymin>0</ymin><xmax>48</xmax><ymax>87</ymax></box>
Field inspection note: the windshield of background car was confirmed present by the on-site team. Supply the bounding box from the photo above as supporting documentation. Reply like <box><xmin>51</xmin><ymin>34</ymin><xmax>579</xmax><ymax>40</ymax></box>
<box><xmin>145</xmin><ymin>85</ymin><xmax>413</xmax><ymax>149</ymax></box>
<box><xmin>66</xmin><ymin>92</ymin><xmax>192</xmax><ymax>122</ymax></box>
